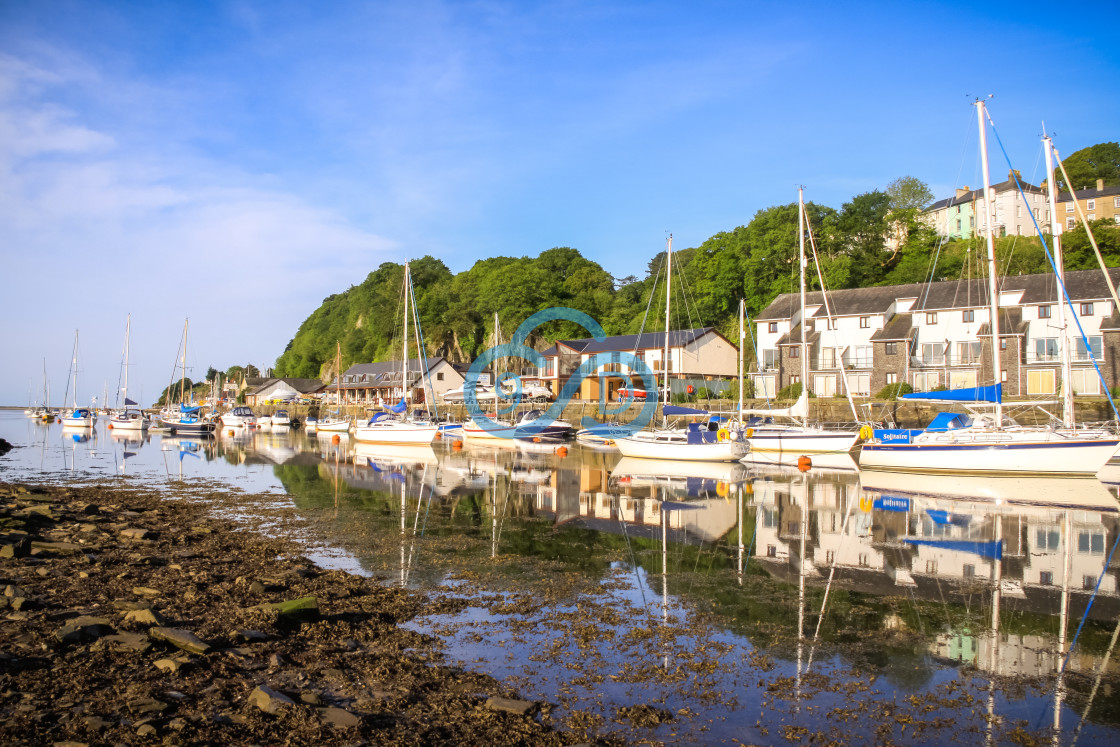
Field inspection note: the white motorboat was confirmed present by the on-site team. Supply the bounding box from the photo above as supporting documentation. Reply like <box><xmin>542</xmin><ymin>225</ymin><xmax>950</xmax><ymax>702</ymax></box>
<box><xmin>109</xmin><ymin>409</ymin><xmax>148</xmax><ymax>431</ymax></box>
<box><xmin>271</xmin><ymin>410</ymin><xmax>292</xmax><ymax>427</ymax></box>
<box><xmin>220</xmin><ymin>406</ymin><xmax>257</xmax><ymax>427</ymax></box>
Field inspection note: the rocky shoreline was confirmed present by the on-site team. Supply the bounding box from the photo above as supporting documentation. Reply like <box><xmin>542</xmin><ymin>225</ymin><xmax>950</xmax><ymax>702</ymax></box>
<box><xmin>0</xmin><ymin>480</ymin><xmax>599</xmax><ymax>746</ymax></box>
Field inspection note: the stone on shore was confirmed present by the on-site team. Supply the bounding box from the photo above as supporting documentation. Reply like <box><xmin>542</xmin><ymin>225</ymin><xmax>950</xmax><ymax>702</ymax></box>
<box><xmin>149</xmin><ymin>627</ymin><xmax>211</xmax><ymax>655</ymax></box>
<box><xmin>319</xmin><ymin>706</ymin><xmax>362</xmax><ymax>728</ymax></box>
<box><xmin>485</xmin><ymin>697</ymin><xmax>539</xmax><ymax>716</ymax></box>
<box><xmin>123</xmin><ymin>608</ymin><xmax>164</xmax><ymax>626</ymax></box>
<box><xmin>248</xmin><ymin>685</ymin><xmax>295</xmax><ymax>714</ymax></box>
<box><xmin>56</xmin><ymin>616</ymin><xmax>114</xmax><ymax>644</ymax></box>
<box><xmin>254</xmin><ymin>596</ymin><xmax>319</xmax><ymax>622</ymax></box>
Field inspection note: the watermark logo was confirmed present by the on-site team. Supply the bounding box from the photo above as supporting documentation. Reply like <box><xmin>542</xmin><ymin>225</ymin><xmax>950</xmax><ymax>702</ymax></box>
<box><xmin>463</xmin><ymin>307</ymin><xmax>659</xmax><ymax>437</ymax></box>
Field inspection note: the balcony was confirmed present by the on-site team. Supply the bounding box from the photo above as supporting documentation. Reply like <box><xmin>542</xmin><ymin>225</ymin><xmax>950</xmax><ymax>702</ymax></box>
<box><xmin>910</xmin><ymin>353</ymin><xmax>983</xmax><ymax>367</ymax></box>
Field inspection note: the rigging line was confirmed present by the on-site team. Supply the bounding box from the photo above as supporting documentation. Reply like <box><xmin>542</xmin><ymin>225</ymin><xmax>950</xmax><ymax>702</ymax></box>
<box><xmin>1070</xmin><ymin>611</ymin><xmax>1120</xmax><ymax>747</ymax></box>
<box><xmin>614</xmin><ymin>493</ymin><xmax>651</xmax><ymax>613</ymax></box>
<box><xmin>744</xmin><ymin>310</ymin><xmax>773</xmax><ymax>408</ymax></box>
<box><xmin>985</xmin><ymin>112</ymin><xmax>1120</xmax><ymax>421</ymax></box>
<box><xmin>806</xmin><ymin>481</ymin><xmax>857</xmax><ymax>672</ymax></box>
<box><xmin>804</xmin><ymin>214</ymin><xmax>861</xmax><ymax>423</ymax></box>
<box><xmin>407</xmin><ymin>275</ymin><xmax>438</xmax><ymax>420</ymax></box>
<box><xmin>923</xmin><ymin>109</ymin><xmax>980</xmax><ymax>311</ymax></box>
<box><xmin>1058</xmin><ymin>527</ymin><xmax>1120</xmax><ymax>677</ymax></box>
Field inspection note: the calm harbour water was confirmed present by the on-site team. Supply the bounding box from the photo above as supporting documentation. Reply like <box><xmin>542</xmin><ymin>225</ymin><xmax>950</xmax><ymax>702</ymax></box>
<box><xmin>2</xmin><ymin>411</ymin><xmax>1119</xmax><ymax>745</ymax></box>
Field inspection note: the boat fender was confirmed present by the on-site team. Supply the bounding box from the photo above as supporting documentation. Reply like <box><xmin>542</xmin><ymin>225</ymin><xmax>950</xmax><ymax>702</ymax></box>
<box><xmin>859</xmin><ymin>496</ymin><xmax>874</xmax><ymax>513</ymax></box>
<box><xmin>797</xmin><ymin>455</ymin><xmax>812</xmax><ymax>471</ymax></box>
<box><xmin>716</xmin><ymin>481</ymin><xmax>729</xmax><ymax>497</ymax></box>
<box><xmin>745</xmin><ymin>428</ymin><xmax>754</xmax><ymax>438</ymax></box>
<box><xmin>729</xmin><ymin>429</ymin><xmax>740</xmax><ymax>441</ymax></box>
<box><xmin>859</xmin><ymin>425</ymin><xmax>873</xmax><ymax>440</ymax></box>
<box><xmin>717</xmin><ymin>428</ymin><xmax>730</xmax><ymax>443</ymax></box>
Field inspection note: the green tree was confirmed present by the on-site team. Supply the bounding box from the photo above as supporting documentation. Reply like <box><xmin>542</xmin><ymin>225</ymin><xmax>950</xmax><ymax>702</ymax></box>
<box><xmin>1055</xmin><ymin>142</ymin><xmax>1120</xmax><ymax>191</ymax></box>
<box><xmin>886</xmin><ymin>176</ymin><xmax>934</xmax><ymax>210</ymax></box>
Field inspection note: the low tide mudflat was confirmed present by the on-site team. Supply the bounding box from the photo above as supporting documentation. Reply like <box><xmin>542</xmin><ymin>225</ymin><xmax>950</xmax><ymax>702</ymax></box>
<box><xmin>1</xmin><ymin>412</ymin><xmax>1118</xmax><ymax>745</ymax></box>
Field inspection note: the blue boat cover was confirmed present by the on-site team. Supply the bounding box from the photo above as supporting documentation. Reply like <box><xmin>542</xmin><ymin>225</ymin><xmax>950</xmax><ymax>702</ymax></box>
<box><xmin>388</xmin><ymin>398</ymin><xmax>408</xmax><ymax>414</ymax></box>
<box><xmin>903</xmin><ymin>538</ymin><xmax>1002</xmax><ymax>560</ymax></box>
<box><xmin>901</xmin><ymin>384</ymin><xmax>1001</xmax><ymax>403</ymax></box>
<box><xmin>180</xmin><ymin>404</ymin><xmax>202</xmax><ymax>414</ymax></box>
<box><xmin>663</xmin><ymin>405</ymin><xmax>707</xmax><ymax>416</ymax></box>
<box><xmin>925</xmin><ymin>412</ymin><xmax>972</xmax><ymax>431</ymax></box>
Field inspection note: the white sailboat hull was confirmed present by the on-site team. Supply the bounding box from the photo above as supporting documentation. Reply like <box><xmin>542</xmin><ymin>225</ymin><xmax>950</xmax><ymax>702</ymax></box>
<box><xmin>354</xmin><ymin>422</ymin><xmax>439</xmax><ymax>444</ymax></box>
<box><xmin>315</xmin><ymin>418</ymin><xmax>351</xmax><ymax>433</ymax></box>
<box><xmin>615</xmin><ymin>432</ymin><xmax>749</xmax><ymax>462</ymax></box>
<box><xmin>59</xmin><ymin>415</ymin><xmax>95</xmax><ymax>427</ymax></box>
<box><xmin>860</xmin><ymin>432</ymin><xmax>1120</xmax><ymax>476</ymax></box>
<box><xmin>109</xmin><ymin>413</ymin><xmax>148</xmax><ymax>431</ymax></box>
<box><xmin>746</xmin><ymin>428</ymin><xmax>859</xmax><ymax>455</ymax></box>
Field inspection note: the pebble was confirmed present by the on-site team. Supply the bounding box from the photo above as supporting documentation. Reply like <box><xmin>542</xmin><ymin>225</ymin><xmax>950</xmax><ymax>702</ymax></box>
<box><xmin>247</xmin><ymin>685</ymin><xmax>295</xmax><ymax>714</ymax></box>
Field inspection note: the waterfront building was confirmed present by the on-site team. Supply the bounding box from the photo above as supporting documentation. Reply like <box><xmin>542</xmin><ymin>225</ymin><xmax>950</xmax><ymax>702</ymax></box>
<box><xmin>336</xmin><ymin>357</ymin><xmax>464</xmax><ymax>406</ymax></box>
<box><xmin>752</xmin><ymin>267</ymin><xmax>1120</xmax><ymax>399</ymax></box>
<box><xmin>923</xmin><ymin>170</ymin><xmax>1049</xmax><ymax>239</ymax></box>
<box><xmin>1056</xmin><ymin>178</ymin><xmax>1120</xmax><ymax>230</ymax></box>
<box><xmin>531</xmin><ymin>327</ymin><xmax>739</xmax><ymax>401</ymax></box>
<box><xmin>246</xmin><ymin>377</ymin><xmax>325</xmax><ymax>405</ymax></box>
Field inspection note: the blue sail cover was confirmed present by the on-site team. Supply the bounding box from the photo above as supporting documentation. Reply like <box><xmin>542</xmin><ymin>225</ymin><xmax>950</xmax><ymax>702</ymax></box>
<box><xmin>663</xmin><ymin>405</ymin><xmax>708</xmax><ymax>416</ymax></box>
<box><xmin>388</xmin><ymin>398</ymin><xmax>408</xmax><ymax>414</ymax></box>
<box><xmin>903</xmin><ymin>538</ymin><xmax>1002</xmax><ymax>560</ymax></box>
<box><xmin>180</xmin><ymin>404</ymin><xmax>202</xmax><ymax>414</ymax></box>
<box><xmin>900</xmin><ymin>384</ymin><xmax>1001</xmax><ymax>403</ymax></box>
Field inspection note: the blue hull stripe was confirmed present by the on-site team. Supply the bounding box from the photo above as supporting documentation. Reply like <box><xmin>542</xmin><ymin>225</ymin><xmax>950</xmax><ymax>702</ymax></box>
<box><xmin>864</xmin><ymin>440</ymin><xmax>1119</xmax><ymax>452</ymax></box>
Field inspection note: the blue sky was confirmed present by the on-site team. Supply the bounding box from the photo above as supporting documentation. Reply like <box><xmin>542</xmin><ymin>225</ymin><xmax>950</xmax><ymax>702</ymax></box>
<box><xmin>2</xmin><ymin>0</ymin><xmax>1118</xmax><ymax>406</ymax></box>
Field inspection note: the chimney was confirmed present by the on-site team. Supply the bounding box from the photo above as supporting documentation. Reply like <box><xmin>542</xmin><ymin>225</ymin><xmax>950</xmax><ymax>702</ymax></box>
<box><xmin>955</xmin><ymin>186</ymin><xmax>970</xmax><ymax>198</ymax></box>
<box><xmin>1008</xmin><ymin>169</ymin><xmax>1021</xmax><ymax>181</ymax></box>
<box><xmin>1098</xmin><ymin>178</ymin><xmax>1105</xmax><ymax>191</ymax></box>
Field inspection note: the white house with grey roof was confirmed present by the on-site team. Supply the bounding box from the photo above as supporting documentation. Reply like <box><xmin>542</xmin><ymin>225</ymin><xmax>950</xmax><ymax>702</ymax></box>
<box><xmin>335</xmin><ymin>357</ymin><xmax>464</xmax><ymax>406</ymax></box>
<box><xmin>753</xmin><ymin>268</ymin><xmax>1120</xmax><ymax>399</ymax></box>
<box><xmin>533</xmin><ymin>327</ymin><xmax>738</xmax><ymax>401</ymax></box>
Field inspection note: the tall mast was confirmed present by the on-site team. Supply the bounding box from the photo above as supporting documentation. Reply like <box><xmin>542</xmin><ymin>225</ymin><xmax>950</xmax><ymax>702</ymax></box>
<box><xmin>493</xmin><ymin>311</ymin><xmax>500</xmax><ymax>413</ymax></box>
<box><xmin>402</xmin><ymin>262</ymin><xmax>410</xmax><ymax>407</ymax></box>
<box><xmin>663</xmin><ymin>234</ymin><xmax>672</xmax><ymax>410</ymax></box>
<box><xmin>1044</xmin><ymin>134</ymin><xmax>1075</xmax><ymax>427</ymax></box>
<box><xmin>336</xmin><ymin>341</ymin><xmax>342</xmax><ymax>411</ymax></box>
<box><xmin>798</xmin><ymin>189</ymin><xmax>809</xmax><ymax>428</ymax></box>
<box><xmin>72</xmin><ymin>330</ymin><xmax>80</xmax><ymax>409</ymax></box>
<box><xmin>122</xmin><ymin>314</ymin><xmax>131</xmax><ymax>410</ymax></box>
<box><xmin>975</xmin><ymin>99</ymin><xmax>1003</xmax><ymax>425</ymax></box>
<box><xmin>179</xmin><ymin>319</ymin><xmax>189</xmax><ymax>406</ymax></box>
<box><xmin>738</xmin><ymin>298</ymin><xmax>745</xmax><ymax>421</ymax></box>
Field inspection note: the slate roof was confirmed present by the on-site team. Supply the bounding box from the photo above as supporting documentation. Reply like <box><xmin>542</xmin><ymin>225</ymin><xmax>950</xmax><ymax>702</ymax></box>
<box><xmin>541</xmin><ymin>328</ymin><xmax>722</xmax><ymax>356</ymax></box>
<box><xmin>249</xmin><ymin>377</ymin><xmax>324</xmax><ymax>395</ymax></box>
<box><xmin>924</xmin><ymin>172</ymin><xmax>1044</xmax><ymax>211</ymax></box>
<box><xmin>1099</xmin><ymin>311</ymin><xmax>1120</xmax><ymax>332</ymax></box>
<box><xmin>869</xmin><ymin>313</ymin><xmax>913</xmax><ymax>342</ymax></box>
<box><xmin>1056</xmin><ymin>184</ymin><xmax>1120</xmax><ymax>202</ymax></box>
<box><xmin>756</xmin><ymin>268</ymin><xmax>1120</xmax><ymax>321</ymax></box>
<box><xmin>775</xmin><ymin>324</ymin><xmax>820</xmax><ymax>347</ymax></box>
<box><xmin>343</xmin><ymin>357</ymin><xmax>449</xmax><ymax>377</ymax></box>
<box><xmin>976</xmin><ymin>308</ymin><xmax>1029</xmax><ymax>337</ymax></box>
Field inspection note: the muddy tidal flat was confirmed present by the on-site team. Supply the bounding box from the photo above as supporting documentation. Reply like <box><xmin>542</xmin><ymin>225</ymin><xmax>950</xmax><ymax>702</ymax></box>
<box><xmin>0</xmin><ymin>478</ymin><xmax>583</xmax><ymax>746</ymax></box>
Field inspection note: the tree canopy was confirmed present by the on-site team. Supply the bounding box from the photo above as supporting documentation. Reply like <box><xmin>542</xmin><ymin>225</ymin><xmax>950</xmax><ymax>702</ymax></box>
<box><xmin>1055</xmin><ymin>142</ymin><xmax>1120</xmax><ymax>191</ymax></box>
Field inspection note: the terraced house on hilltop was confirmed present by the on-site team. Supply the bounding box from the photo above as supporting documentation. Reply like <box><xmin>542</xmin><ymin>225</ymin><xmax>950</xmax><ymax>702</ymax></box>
<box><xmin>752</xmin><ymin>268</ymin><xmax>1120</xmax><ymax>400</ymax></box>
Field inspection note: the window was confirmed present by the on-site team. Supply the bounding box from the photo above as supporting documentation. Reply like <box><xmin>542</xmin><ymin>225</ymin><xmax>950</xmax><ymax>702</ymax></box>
<box><xmin>926</xmin><ymin>312</ymin><xmax>938</xmax><ymax>324</ymax></box>
<box><xmin>925</xmin><ymin>560</ymin><xmax>937</xmax><ymax>574</ymax></box>
<box><xmin>1038</xmin><ymin>571</ymin><xmax>1053</xmax><ymax>585</ymax></box>
<box><xmin>1068</xmin><ymin>217</ymin><xmax>1077</xmax><ymax>230</ymax></box>
<box><xmin>825</xmin><ymin>550</ymin><xmax>835</xmax><ymax>564</ymax></box>
<box><xmin>1027</xmin><ymin>369</ymin><xmax>1056</xmax><ymax>395</ymax></box>
<box><xmin>1072</xmin><ymin>369</ymin><xmax>1101</xmax><ymax>395</ymax></box>
<box><xmin>826</xmin><ymin>318</ymin><xmax>837</xmax><ymax>331</ymax></box>
<box><xmin>885</xmin><ymin>342</ymin><xmax>897</xmax><ymax>355</ymax></box>
<box><xmin>1080</xmin><ymin>303</ymin><xmax>1094</xmax><ymax>316</ymax></box>
<box><xmin>1038</xmin><ymin>305</ymin><xmax>1051</xmax><ymax>319</ymax></box>
<box><xmin>1087</xmin><ymin>199</ymin><xmax>1096</xmax><ymax>211</ymax></box>
<box><xmin>956</xmin><ymin>219</ymin><xmax>962</xmax><ymax>232</ymax></box>
<box><xmin>1036</xmin><ymin>528</ymin><xmax>1061</xmax><ymax>551</ymax></box>
<box><xmin>436</xmin><ymin>372</ymin><xmax>444</xmax><ymax>381</ymax></box>
<box><xmin>963</xmin><ymin>564</ymin><xmax>976</xmax><ymax>578</ymax></box>
<box><xmin>790</xmin><ymin>374</ymin><xmax>800</xmax><ymax>385</ymax></box>
<box><xmin>1002</xmin><ymin>370</ymin><xmax>1008</xmax><ymax>382</ymax></box>
<box><xmin>767</xmin><ymin>545</ymin><xmax>776</xmax><ymax>558</ymax></box>
<box><xmin>1114</xmin><ymin>196</ymin><xmax>1120</xmax><ymax>208</ymax></box>
<box><xmin>1066</xmin><ymin>203</ymin><xmax>1074</xmax><ymax>213</ymax></box>
<box><xmin>1034</xmin><ymin>337</ymin><xmax>1058</xmax><ymax>361</ymax></box>
<box><xmin>762</xmin><ymin>349</ymin><xmax>779</xmax><ymax>370</ymax></box>
<box><xmin>854</xmin><ymin>345</ymin><xmax>873</xmax><ymax>366</ymax></box>
<box><xmin>912</xmin><ymin>371</ymin><xmax>940</xmax><ymax>391</ymax></box>
<box><xmin>921</xmin><ymin>342</ymin><xmax>945</xmax><ymax>365</ymax></box>
<box><xmin>768</xmin><ymin>322</ymin><xmax>778</xmax><ymax>333</ymax></box>
<box><xmin>1000</xmin><ymin>338</ymin><xmax>1008</xmax><ymax>350</ymax></box>
<box><xmin>859</xmin><ymin>316</ymin><xmax>869</xmax><ymax>328</ymax></box>
<box><xmin>962</xmin><ymin>309</ymin><xmax>975</xmax><ymax>323</ymax></box>
<box><xmin>1016</xmin><ymin>205</ymin><xmax>1022</xmax><ymax>217</ymax></box>
<box><xmin>789</xmin><ymin>346</ymin><xmax>799</xmax><ymax>358</ymax></box>
<box><xmin>1084</xmin><ymin>575</ymin><xmax>1097</xmax><ymax>590</ymax></box>
<box><xmin>957</xmin><ymin>341</ymin><xmax>982</xmax><ymax>364</ymax></box>
<box><xmin>886</xmin><ymin>372</ymin><xmax>897</xmax><ymax>385</ymax></box>
<box><xmin>1089</xmin><ymin>214</ymin><xmax>1096</xmax><ymax>221</ymax></box>
<box><xmin>1074</xmin><ymin>336</ymin><xmax>1103</xmax><ymax>361</ymax></box>
<box><xmin>858</xmin><ymin>553</ymin><xmax>869</xmax><ymax>567</ymax></box>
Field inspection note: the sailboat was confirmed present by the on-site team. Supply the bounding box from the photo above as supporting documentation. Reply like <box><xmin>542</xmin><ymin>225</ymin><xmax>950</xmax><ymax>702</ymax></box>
<box><xmin>109</xmin><ymin>314</ymin><xmax>148</xmax><ymax>431</ymax></box>
<box><xmin>316</xmin><ymin>342</ymin><xmax>351</xmax><ymax>433</ymax></box>
<box><xmin>741</xmin><ymin>189</ymin><xmax>861</xmax><ymax>461</ymax></box>
<box><xmin>859</xmin><ymin>99</ymin><xmax>1120</xmax><ymax>475</ymax></box>
<box><xmin>615</xmin><ymin>235</ymin><xmax>749</xmax><ymax>462</ymax></box>
<box><xmin>158</xmin><ymin>319</ymin><xmax>217</xmax><ymax>436</ymax></box>
<box><xmin>354</xmin><ymin>262</ymin><xmax>440</xmax><ymax>445</ymax></box>
<box><xmin>59</xmin><ymin>331</ymin><xmax>95</xmax><ymax>427</ymax></box>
